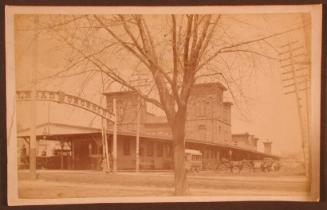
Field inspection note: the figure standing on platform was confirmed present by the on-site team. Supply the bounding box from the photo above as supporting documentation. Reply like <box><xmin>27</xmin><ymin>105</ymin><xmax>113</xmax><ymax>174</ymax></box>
<box><xmin>101</xmin><ymin>153</ymin><xmax>112</xmax><ymax>173</ymax></box>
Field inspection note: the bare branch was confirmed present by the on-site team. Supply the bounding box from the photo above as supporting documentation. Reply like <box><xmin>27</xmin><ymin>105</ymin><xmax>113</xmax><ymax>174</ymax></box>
<box><xmin>198</xmin><ymin>15</ymin><xmax>221</xmax><ymax>62</ymax></box>
<box><xmin>190</xmin><ymin>15</ymin><xmax>199</xmax><ymax>53</ymax></box>
<box><xmin>94</xmin><ymin>15</ymin><xmax>175</xmax><ymax>88</ymax></box>
<box><xmin>190</xmin><ymin>15</ymin><xmax>212</xmax><ymax>67</ymax></box>
<box><xmin>220</xmin><ymin>49</ymin><xmax>279</xmax><ymax>60</ymax></box>
<box><xmin>48</xmin><ymin>22</ymin><xmax>164</xmax><ymax>109</ymax></box>
<box><xmin>183</xmin><ymin>15</ymin><xmax>193</xmax><ymax>68</ymax></box>
<box><xmin>119</xmin><ymin>15</ymin><xmax>145</xmax><ymax>55</ymax></box>
<box><xmin>141</xmin><ymin>16</ymin><xmax>158</xmax><ymax>61</ymax></box>
<box><xmin>197</xmin><ymin>25</ymin><xmax>306</xmax><ymax>71</ymax></box>
<box><xmin>38</xmin><ymin>41</ymin><xmax>119</xmax><ymax>81</ymax></box>
<box><xmin>171</xmin><ymin>15</ymin><xmax>182</xmax><ymax>107</ymax></box>
<box><xmin>93</xmin><ymin>15</ymin><xmax>152</xmax><ymax>70</ymax></box>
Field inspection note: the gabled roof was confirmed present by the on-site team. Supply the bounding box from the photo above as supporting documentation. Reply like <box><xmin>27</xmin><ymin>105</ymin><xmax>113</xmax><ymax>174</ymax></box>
<box><xmin>18</xmin><ymin>122</ymin><xmax>101</xmax><ymax>137</ymax></box>
<box><xmin>232</xmin><ymin>133</ymin><xmax>250</xmax><ymax>137</ymax></box>
<box><xmin>191</xmin><ymin>82</ymin><xmax>227</xmax><ymax>91</ymax></box>
<box><xmin>17</xmin><ymin>122</ymin><xmax>279</xmax><ymax>159</ymax></box>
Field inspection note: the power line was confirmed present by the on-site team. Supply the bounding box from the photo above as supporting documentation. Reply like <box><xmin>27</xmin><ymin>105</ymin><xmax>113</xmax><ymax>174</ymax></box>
<box><xmin>278</xmin><ymin>39</ymin><xmax>310</xmax><ymax>177</ymax></box>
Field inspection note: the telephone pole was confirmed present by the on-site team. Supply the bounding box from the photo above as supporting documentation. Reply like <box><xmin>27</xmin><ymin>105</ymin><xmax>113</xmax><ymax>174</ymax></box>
<box><xmin>29</xmin><ymin>15</ymin><xmax>39</xmax><ymax>179</ymax></box>
<box><xmin>279</xmin><ymin>39</ymin><xmax>311</xmax><ymax>177</ymax></box>
<box><xmin>129</xmin><ymin>70</ymin><xmax>148</xmax><ymax>172</ymax></box>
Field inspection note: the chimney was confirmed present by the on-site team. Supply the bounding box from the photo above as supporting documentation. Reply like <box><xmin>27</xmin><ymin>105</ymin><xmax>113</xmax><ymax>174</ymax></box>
<box><xmin>263</xmin><ymin>140</ymin><xmax>272</xmax><ymax>154</ymax></box>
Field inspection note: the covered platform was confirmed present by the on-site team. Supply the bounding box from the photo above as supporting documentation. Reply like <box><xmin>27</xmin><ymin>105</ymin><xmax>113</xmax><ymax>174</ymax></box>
<box><xmin>17</xmin><ymin>122</ymin><xmax>279</xmax><ymax>171</ymax></box>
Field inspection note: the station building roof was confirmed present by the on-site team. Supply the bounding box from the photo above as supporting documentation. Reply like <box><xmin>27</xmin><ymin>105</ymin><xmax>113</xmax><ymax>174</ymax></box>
<box><xmin>17</xmin><ymin>122</ymin><xmax>279</xmax><ymax>159</ymax></box>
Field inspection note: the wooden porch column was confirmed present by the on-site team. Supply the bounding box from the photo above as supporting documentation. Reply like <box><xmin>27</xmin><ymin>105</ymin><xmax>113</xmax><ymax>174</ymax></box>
<box><xmin>71</xmin><ymin>140</ymin><xmax>75</xmax><ymax>170</ymax></box>
<box><xmin>112</xmin><ymin>98</ymin><xmax>117</xmax><ymax>172</ymax></box>
<box><xmin>60</xmin><ymin>141</ymin><xmax>64</xmax><ymax>170</ymax></box>
<box><xmin>135</xmin><ymin>96</ymin><xmax>140</xmax><ymax>172</ymax></box>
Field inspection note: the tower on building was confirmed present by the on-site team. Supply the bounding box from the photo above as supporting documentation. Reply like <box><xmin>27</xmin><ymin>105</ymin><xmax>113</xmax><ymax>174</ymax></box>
<box><xmin>104</xmin><ymin>91</ymin><xmax>146</xmax><ymax>132</ymax></box>
<box><xmin>263</xmin><ymin>140</ymin><xmax>272</xmax><ymax>154</ymax></box>
<box><xmin>185</xmin><ymin>82</ymin><xmax>232</xmax><ymax>144</ymax></box>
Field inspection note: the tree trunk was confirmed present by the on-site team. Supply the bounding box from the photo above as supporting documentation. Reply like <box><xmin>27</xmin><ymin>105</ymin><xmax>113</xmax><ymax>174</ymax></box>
<box><xmin>172</xmin><ymin>112</ymin><xmax>188</xmax><ymax>195</ymax></box>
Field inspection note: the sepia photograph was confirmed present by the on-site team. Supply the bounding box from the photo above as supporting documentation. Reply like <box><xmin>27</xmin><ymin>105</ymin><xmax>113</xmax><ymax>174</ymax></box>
<box><xmin>5</xmin><ymin>5</ymin><xmax>322</xmax><ymax>205</ymax></box>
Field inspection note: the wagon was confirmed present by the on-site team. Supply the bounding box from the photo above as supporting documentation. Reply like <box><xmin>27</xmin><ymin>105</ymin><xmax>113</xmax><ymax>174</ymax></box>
<box><xmin>185</xmin><ymin>149</ymin><xmax>202</xmax><ymax>172</ymax></box>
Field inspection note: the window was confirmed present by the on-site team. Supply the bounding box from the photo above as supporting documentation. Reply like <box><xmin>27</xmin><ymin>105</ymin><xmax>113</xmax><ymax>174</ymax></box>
<box><xmin>201</xmin><ymin>102</ymin><xmax>207</xmax><ymax>116</ymax></box>
<box><xmin>157</xmin><ymin>143</ymin><xmax>163</xmax><ymax>157</ymax></box>
<box><xmin>211</xmin><ymin>149</ymin><xmax>215</xmax><ymax>158</ymax></box>
<box><xmin>166</xmin><ymin>144</ymin><xmax>172</xmax><ymax>157</ymax></box>
<box><xmin>118</xmin><ymin>107</ymin><xmax>124</xmax><ymax>122</ymax></box>
<box><xmin>198</xmin><ymin>124</ymin><xmax>206</xmax><ymax>130</ymax></box>
<box><xmin>195</xmin><ymin>102</ymin><xmax>200</xmax><ymax>117</ymax></box>
<box><xmin>205</xmin><ymin>150</ymin><xmax>209</xmax><ymax>159</ymax></box>
<box><xmin>147</xmin><ymin>142</ymin><xmax>154</xmax><ymax>157</ymax></box>
<box><xmin>123</xmin><ymin>139</ymin><xmax>130</xmax><ymax>155</ymax></box>
<box><xmin>196</xmin><ymin>101</ymin><xmax>207</xmax><ymax>117</ymax></box>
<box><xmin>192</xmin><ymin>155</ymin><xmax>199</xmax><ymax>161</ymax></box>
<box><xmin>140</xmin><ymin>146</ymin><xmax>144</xmax><ymax>157</ymax></box>
<box><xmin>198</xmin><ymin>124</ymin><xmax>207</xmax><ymax>140</ymax></box>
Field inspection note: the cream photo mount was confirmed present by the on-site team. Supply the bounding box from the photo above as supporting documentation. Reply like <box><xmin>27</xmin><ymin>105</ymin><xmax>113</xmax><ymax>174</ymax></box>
<box><xmin>5</xmin><ymin>5</ymin><xmax>322</xmax><ymax>205</ymax></box>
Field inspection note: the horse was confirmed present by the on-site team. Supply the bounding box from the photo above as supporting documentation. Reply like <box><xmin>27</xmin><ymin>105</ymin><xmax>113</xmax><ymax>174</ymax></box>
<box><xmin>218</xmin><ymin>158</ymin><xmax>249</xmax><ymax>173</ymax></box>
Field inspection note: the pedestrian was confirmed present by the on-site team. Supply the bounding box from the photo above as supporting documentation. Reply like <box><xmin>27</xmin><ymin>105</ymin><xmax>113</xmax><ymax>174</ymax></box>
<box><xmin>20</xmin><ymin>144</ymin><xmax>28</xmax><ymax>168</ymax></box>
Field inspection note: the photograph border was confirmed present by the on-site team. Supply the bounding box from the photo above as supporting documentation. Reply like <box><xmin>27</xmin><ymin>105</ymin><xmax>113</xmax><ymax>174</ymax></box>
<box><xmin>1</xmin><ymin>1</ymin><xmax>326</xmax><ymax>210</ymax></box>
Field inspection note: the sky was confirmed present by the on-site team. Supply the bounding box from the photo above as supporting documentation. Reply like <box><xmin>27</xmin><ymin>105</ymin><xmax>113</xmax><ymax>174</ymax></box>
<box><xmin>13</xmin><ymin>13</ymin><xmax>312</xmax><ymax>157</ymax></box>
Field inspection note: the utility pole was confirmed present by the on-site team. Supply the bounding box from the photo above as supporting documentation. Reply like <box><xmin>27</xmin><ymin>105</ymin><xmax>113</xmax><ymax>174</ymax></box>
<box><xmin>99</xmin><ymin>66</ymin><xmax>111</xmax><ymax>171</ymax></box>
<box><xmin>301</xmin><ymin>13</ymin><xmax>314</xmax><ymax>194</ymax></box>
<box><xmin>129</xmin><ymin>70</ymin><xmax>148</xmax><ymax>172</ymax></box>
<box><xmin>279</xmin><ymin>39</ymin><xmax>310</xmax><ymax>177</ymax></box>
<box><xmin>101</xmin><ymin>117</ymin><xmax>110</xmax><ymax>171</ymax></box>
<box><xmin>101</xmin><ymin>119</ymin><xmax>105</xmax><ymax>166</ymax></box>
<box><xmin>29</xmin><ymin>15</ymin><xmax>39</xmax><ymax>179</ymax></box>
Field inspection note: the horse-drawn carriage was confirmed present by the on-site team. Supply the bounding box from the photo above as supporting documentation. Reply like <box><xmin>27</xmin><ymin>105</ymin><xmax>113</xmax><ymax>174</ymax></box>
<box><xmin>217</xmin><ymin>158</ymin><xmax>280</xmax><ymax>173</ymax></box>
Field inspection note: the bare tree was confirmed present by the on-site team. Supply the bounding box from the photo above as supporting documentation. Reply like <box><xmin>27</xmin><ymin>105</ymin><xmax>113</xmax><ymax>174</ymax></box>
<box><xmin>24</xmin><ymin>14</ymin><xmax>301</xmax><ymax>195</ymax></box>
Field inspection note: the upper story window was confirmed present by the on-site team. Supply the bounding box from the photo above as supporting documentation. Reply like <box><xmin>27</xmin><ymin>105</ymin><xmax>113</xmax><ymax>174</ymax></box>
<box><xmin>198</xmin><ymin>124</ymin><xmax>206</xmax><ymax>130</ymax></box>
<box><xmin>198</xmin><ymin>124</ymin><xmax>207</xmax><ymax>140</ymax></box>
<box><xmin>195</xmin><ymin>100</ymin><xmax>208</xmax><ymax>117</ymax></box>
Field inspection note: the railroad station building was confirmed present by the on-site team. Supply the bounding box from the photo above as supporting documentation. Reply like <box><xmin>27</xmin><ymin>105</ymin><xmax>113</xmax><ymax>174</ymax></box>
<box><xmin>17</xmin><ymin>82</ymin><xmax>279</xmax><ymax>171</ymax></box>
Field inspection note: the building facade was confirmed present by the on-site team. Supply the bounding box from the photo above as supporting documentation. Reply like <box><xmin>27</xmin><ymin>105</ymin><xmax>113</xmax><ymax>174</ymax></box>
<box><xmin>105</xmin><ymin>83</ymin><xmax>233</xmax><ymax>144</ymax></box>
<box><xmin>103</xmin><ymin>82</ymin><xmax>276</xmax><ymax>170</ymax></box>
<box><xmin>232</xmin><ymin>133</ymin><xmax>259</xmax><ymax>151</ymax></box>
<box><xmin>17</xmin><ymin>82</ymin><xmax>277</xmax><ymax>171</ymax></box>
